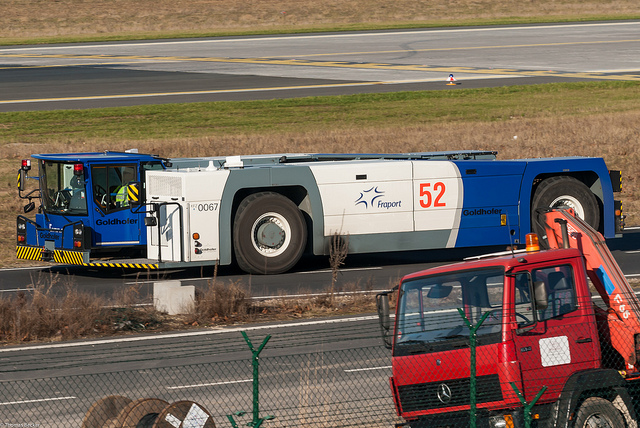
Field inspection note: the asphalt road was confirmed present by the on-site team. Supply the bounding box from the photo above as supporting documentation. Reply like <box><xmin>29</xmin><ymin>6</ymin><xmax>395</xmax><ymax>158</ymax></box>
<box><xmin>0</xmin><ymin>21</ymin><xmax>639</xmax><ymax>111</ymax></box>
<box><xmin>1</xmin><ymin>229</ymin><xmax>639</xmax><ymax>302</ymax></box>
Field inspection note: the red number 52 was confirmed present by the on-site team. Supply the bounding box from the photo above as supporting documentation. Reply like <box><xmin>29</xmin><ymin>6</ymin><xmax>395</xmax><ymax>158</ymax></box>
<box><xmin>419</xmin><ymin>182</ymin><xmax>446</xmax><ymax>208</ymax></box>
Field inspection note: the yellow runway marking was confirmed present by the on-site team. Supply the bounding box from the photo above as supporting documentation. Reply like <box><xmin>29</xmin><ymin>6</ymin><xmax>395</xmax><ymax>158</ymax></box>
<box><xmin>0</xmin><ymin>81</ymin><xmax>387</xmax><ymax>104</ymax></box>
<box><xmin>1</xmin><ymin>52</ymin><xmax>639</xmax><ymax>82</ymax></box>
<box><xmin>263</xmin><ymin>39</ymin><xmax>640</xmax><ymax>58</ymax></box>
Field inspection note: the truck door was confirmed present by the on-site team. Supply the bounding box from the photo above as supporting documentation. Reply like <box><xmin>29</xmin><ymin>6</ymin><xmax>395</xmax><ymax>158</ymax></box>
<box><xmin>89</xmin><ymin>164</ymin><xmax>142</xmax><ymax>250</ymax></box>
<box><xmin>511</xmin><ymin>263</ymin><xmax>600</xmax><ymax>402</ymax></box>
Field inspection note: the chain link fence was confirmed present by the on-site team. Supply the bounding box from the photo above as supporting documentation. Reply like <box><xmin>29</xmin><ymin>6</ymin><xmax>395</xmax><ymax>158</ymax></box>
<box><xmin>3</xmin><ymin>279</ymin><xmax>640</xmax><ymax>428</ymax></box>
<box><xmin>0</xmin><ymin>316</ymin><xmax>402</xmax><ymax>428</ymax></box>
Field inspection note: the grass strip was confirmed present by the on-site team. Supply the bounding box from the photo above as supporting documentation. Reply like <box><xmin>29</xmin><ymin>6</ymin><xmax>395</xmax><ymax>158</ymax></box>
<box><xmin>1</xmin><ymin>81</ymin><xmax>639</xmax><ymax>143</ymax></box>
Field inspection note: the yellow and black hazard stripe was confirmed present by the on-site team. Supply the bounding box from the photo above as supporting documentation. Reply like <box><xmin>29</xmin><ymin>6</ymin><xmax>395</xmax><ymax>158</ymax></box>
<box><xmin>16</xmin><ymin>246</ymin><xmax>42</xmax><ymax>261</ymax></box>
<box><xmin>83</xmin><ymin>261</ymin><xmax>159</xmax><ymax>269</ymax></box>
<box><xmin>54</xmin><ymin>250</ymin><xmax>86</xmax><ymax>265</ymax></box>
<box><xmin>17</xmin><ymin>246</ymin><xmax>158</xmax><ymax>269</ymax></box>
<box><xmin>127</xmin><ymin>182</ymin><xmax>139</xmax><ymax>204</ymax></box>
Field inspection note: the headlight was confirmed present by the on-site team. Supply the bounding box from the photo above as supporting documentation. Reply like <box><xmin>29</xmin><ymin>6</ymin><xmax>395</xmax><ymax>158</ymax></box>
<box><xmin>489</xmin><ymin>415</ymin><xmax>514</xmax><ymax>428</ymax></box>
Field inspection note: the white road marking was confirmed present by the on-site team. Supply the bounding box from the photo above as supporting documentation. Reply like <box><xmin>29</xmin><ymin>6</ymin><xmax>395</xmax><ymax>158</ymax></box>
<box><xmin>0</xmin><ymin>315</ymin><xmax>380</xmax><ymax>353</ymax></box>
<box><xmin>344</xmin><ymin>366</ymin><xmax>391</xmax><ymax>373</ymax></box>
<box><xmin>167</xmin><ymin>379</ymin><xmax>252</xmax><ymax>390</ymax></box>
<box><xmin>0</xmin><ymin>266</ymin><xmax>48</xmax><ymax>272</ymax></box>
<box><xmin>297</xmin><ymin>266</ymin><xmax>382</xmax><ymax>274</ymax></box>
<box><xmin>0</xmin><ymin>396</ymin><xmax>76</xmax><ymax>406</ymax></box>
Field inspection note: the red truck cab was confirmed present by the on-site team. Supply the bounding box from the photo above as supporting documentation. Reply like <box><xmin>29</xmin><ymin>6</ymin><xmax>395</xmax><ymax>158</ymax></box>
<box><xmin>379</xmin><ymin>245</ymin><xmax>640</xmax><ymax>428</ymax></box>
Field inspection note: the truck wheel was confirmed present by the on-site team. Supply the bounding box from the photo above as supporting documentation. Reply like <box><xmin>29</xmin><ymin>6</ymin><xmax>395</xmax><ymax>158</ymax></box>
<box><xmin>531</xmin><ymin>176</ymin><xmax>600</xmax><ymax>232</ymax></box>
<box><xmin>573</xmin><ymin>397</ymin><xmax>625</xmax><ymax>428</ymax></box>
<box><xmin>233</xmin><ymin>192</ymin><xmax>306</xmax><ymax>274</ymax></box>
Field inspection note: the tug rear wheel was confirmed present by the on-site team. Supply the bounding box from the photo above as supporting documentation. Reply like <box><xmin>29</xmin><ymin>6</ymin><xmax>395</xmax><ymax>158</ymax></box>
<box><xmin>532</xmin><ymin>176</ymin><xmax>600</xmax><ymax>234</ymax></box>
<box><xmin>234</xmin><ymin>192</ymin><xmax>306</xmax><ymax>275</ymax></box>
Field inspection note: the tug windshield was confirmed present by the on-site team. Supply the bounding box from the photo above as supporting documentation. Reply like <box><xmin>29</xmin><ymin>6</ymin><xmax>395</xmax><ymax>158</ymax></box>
<box><xmin>40</xmin><ymin>161</ymin><xmax>87</xmax><ymax>215</ymax></box>
<box><xmin>394</xmin><ymin>267</ymin><xmax>504</xmax><ymax>356</ymax></box>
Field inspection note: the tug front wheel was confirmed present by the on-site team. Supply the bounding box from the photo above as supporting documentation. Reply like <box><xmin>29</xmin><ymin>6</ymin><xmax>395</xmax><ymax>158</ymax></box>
<box><xmin>233</xmin><ymin>192</ymin><xmax>307</xmax><ymax>275</ymax></box>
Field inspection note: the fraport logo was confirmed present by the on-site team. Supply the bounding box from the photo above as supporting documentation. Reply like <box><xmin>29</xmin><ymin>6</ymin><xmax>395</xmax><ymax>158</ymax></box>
<box><xmin>96</xmin><ymin>218</ymin><xmax>138</xmax><ymax>226</ymax></box>
<box><xmin>355</xmin><ymin>187</ymin><xmax>402</xmax><ymax>209</ymax></box>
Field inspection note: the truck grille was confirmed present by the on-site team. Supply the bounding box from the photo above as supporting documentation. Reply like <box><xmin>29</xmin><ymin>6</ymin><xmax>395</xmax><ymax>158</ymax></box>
<box><xmin>397</xmin><ymin>374</ymin><xmax>503</xmax><ymax>413</ymax></box>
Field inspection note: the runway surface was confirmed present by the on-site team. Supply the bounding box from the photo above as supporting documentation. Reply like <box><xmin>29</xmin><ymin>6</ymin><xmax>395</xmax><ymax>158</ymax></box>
<box><xmin>1</xmin><ymin>21</ymin><xmax>639</xmax><ymax>111</ymax></box>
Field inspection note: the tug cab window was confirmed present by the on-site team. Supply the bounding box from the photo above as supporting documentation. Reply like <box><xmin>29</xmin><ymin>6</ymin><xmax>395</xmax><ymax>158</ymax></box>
<box><xmin>92</xmin><ymin>165</ymin><xmax>137</xmax><ymax>213</ymax></box>
<box><xmin>40</xmin><ymin>161</ymin><xmax>88</xmax><ymax>215</ymax></box>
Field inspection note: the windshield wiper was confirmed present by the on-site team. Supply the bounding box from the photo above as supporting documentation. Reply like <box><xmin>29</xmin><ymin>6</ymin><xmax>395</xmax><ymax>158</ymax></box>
<box><xmin>396</xmin><ymin>339</ymin><xmax>432</xmax><ymax>353</ymax></box>
<box><xmin>440</xmin><ymin>334</ymin><xmax>466</xmax><ymax>339</ymax></box>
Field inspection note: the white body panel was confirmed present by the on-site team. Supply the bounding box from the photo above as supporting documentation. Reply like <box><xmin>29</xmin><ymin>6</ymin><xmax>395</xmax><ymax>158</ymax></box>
<box><xmin>145</xmin><ymin>169</ymin><xmax>229</xmax><ymax>263</ymax></box>
<box><xmin>310</xmin><ymin>160</ymin><xmax>463</xmax><ymax>243</ymax></box>
<box><xmin>309</xmin><ymin>161</ymin><xmax>414</xmax><ymax>235</ymax></box>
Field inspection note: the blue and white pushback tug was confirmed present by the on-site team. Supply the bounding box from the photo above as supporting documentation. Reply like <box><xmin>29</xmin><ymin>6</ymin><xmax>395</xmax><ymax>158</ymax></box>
<box><xmin>16</xmin><ymin>151</ymin><xmax>212</xmax><ymax>268</ymax></box>
<box><xmin>16</xmin><ymin>150</ymin><xmax>623</xmax><ymax>274</ymax></box>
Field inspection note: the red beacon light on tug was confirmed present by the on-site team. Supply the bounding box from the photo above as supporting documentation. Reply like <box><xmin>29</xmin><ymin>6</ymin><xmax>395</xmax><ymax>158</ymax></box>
<box><xmin>73</xmin><ymin>163</ymin><xmax>83</xmax><ymax>175</ymax></box>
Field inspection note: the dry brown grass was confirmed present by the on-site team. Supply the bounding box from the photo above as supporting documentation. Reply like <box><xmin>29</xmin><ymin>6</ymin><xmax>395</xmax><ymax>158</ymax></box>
<box><xmin>189</xmin><ymin>279</ymin><xmax>251</xmax><ymax>325</ymax></box>
<box><xmin>1</xmin><ymin>0</ymin><xmax>639</xmax><ymax>42</ymax></box>
<box><xmin>0</xmin><ymin>275</ymin><xmax>383</xmax><ymax>344</ymax></box>
<box><xmin>0</xmin><ymin>278</ymin><xmax>164</xmax><ymax>343</ymax></box>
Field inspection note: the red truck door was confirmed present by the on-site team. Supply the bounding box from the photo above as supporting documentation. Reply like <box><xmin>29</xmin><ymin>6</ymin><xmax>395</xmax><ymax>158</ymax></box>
<box><xmin>511</xmin><ymin>262</ymin><xmax>600</xmax><ymax>402</ymax></box>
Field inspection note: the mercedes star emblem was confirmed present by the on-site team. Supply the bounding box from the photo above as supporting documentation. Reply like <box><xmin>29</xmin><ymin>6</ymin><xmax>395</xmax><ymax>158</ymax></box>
<box><xmin>437</xmin><ymin>383</ymin><xmax>452</xmax><ymax>404</ymax></box>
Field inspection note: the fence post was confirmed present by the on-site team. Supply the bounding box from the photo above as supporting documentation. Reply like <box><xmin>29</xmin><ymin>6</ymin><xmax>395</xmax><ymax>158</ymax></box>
<box><xmin>510</xmin><ymin>382</ymin><xmax>547</xmax><ymax>428</ymax></box>
<box><xmin>457</xmin><ymin>308</ymin><xmax>491</xmax><ymax>428</ymax></box>
<box><xmin>227</xmin><ymin>331</ymin><xmax>275</xmax><ymax>428</ymax></box>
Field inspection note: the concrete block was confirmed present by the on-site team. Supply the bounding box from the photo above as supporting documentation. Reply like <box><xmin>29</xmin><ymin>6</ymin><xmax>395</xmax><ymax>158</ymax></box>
<box><xmin>154</xmin><ymin>280</ymin><xmax>195</xmax><ymax>315</ymax></box>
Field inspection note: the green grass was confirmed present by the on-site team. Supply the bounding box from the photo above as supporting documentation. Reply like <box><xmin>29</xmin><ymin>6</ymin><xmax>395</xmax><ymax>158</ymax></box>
<box><xmin>1</xmin><ymin>81</ymin><xmax>639</xmax><ymax>143</ymax></box>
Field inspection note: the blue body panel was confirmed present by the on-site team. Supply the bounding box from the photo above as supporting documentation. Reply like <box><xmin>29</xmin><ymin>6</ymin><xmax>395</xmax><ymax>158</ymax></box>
<box><xmin>453</xmin><ymin>156</ymin><xmax>615</xmax><ymax>248</ymax></box>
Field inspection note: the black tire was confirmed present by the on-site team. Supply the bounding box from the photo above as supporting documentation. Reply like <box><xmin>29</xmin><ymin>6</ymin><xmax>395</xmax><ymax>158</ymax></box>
<box><xmin>573</xmin><ymin>397</ymin><xmax>625</xmax><ymax>428</ymax></box>
<box><xmin>233</xmin><ymin>192</ymin><xmax>306</xmax><ymax>275</ymax></box>
<box><xmin>531</xmin><ymin>176</ymin><xmax>600</xmax><ymax>234</ymax></box>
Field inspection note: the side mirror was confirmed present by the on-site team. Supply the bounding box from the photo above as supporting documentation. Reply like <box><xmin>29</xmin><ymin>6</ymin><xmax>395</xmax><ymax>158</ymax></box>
<box><xmin>427</xmin><ymin>284</ymin><xmax>453</xmax><ymax>299</ymax></box>
<box><xmin>376</xmin><ymin>291</ymin><xmax>393</xmax><ymax>349</ymax></box>
<box><xmin>534</xmin><ymin>281</ymin><xmax>548</xmax><ymax>310</ymax></box>
<box><xmin>144</xmin><ymin>216</ymin><xmax>158</xmax><ymax>227</ymax></box>
<box><xmin>23</xmin><ymin>201</ymin><xmax>35</xmax><ymax>213</ymax></box>
<box><xmin>127</xmin><ymin>181</ymin><xmax>141</xmax><ymax>208</ymax></box>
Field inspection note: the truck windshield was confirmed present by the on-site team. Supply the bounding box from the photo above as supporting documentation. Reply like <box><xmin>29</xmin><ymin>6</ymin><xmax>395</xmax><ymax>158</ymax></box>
<box><xmin>394</xmin><ymin>267</ymin><xmax>504</xmax><ymax>356</ymax></box>
<box><xmin>40</xmin><ymin>161</ymin><xmax>88</xmax><ymax>215</ymax></box>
